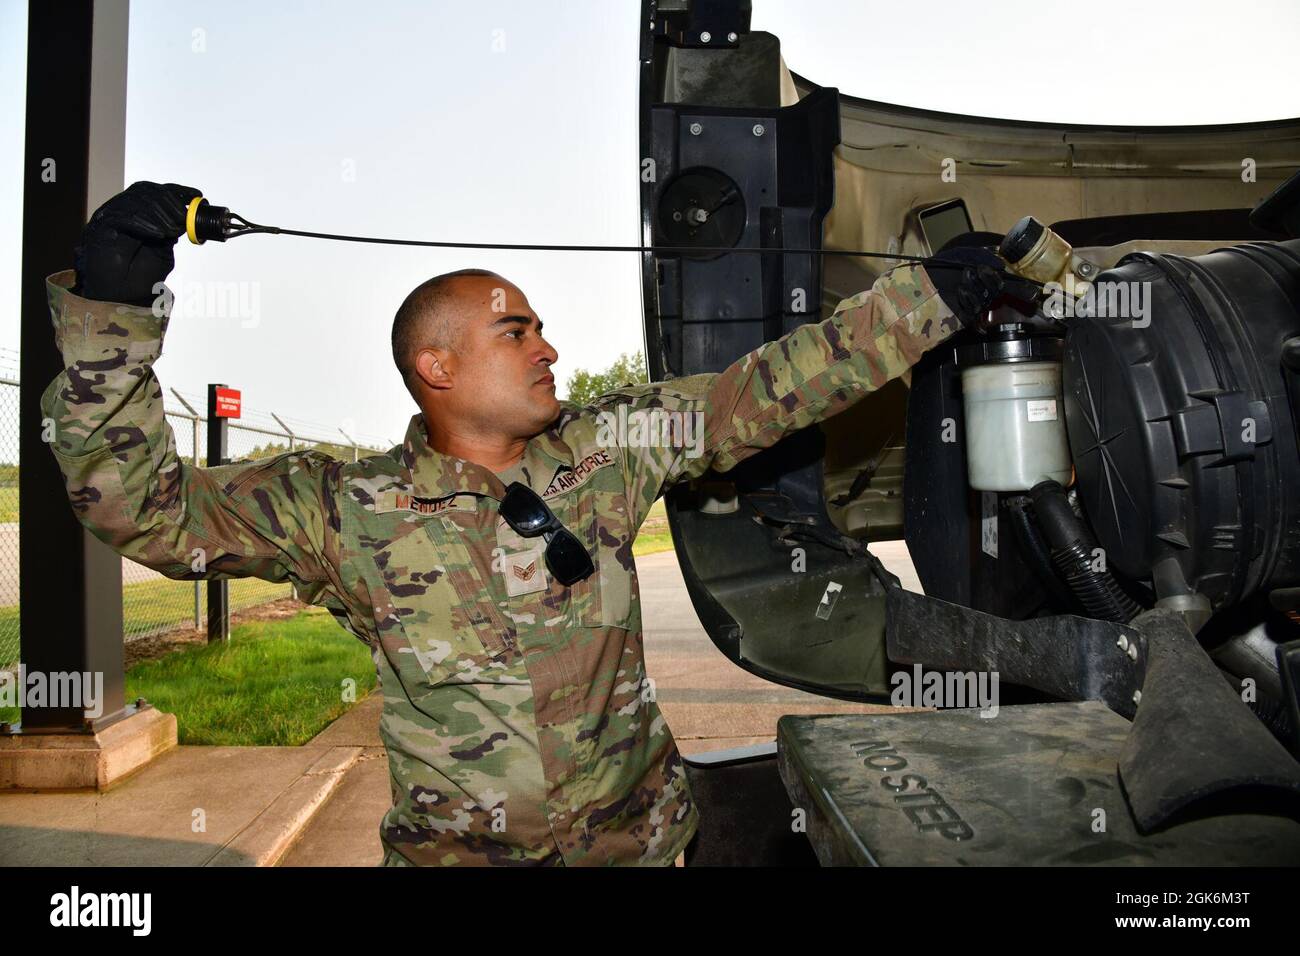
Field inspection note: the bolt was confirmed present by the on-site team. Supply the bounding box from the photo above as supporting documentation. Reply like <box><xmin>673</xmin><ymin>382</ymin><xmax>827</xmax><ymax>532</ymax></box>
<box><xmin>727</xmin><ymin>31</ymin><xmax>738</xmax><ymax>42</ymax></box>
<box><xmin>1132</xmin><ymin>689</ymin><xmax>1142</xmax><ymax>706</ymax></box>
<box><xmin>1127</xmin><ymin>642</ymin><xmax>1138</xmax><ymax>662</ymax></box>
<box><xmin>1117</xmin><ymin>635</ymin><xmax>1129</xmax><ymax>651</ymax></box>
<box><xmin>689</xmin><ymin>122</ymin><xmax>703</xmax><ymax>136</ymax></box>
<box><xmin>752</xmin><ymin>124</ymin><xmax>766</xmax><ymax>137</ymax></box>
<box><xmin>1076</xmin><ymin>261</ymin><xmax>1096</xmax><ymax>277</ymax></box>
<box><xmin>700</xmin><ymin>31</ymin><xmax>712</xmax><ymax>43</ymax></box>
<box><xmin>672</xmin><ymin>210</ymin><xmax>682</xmax><ymax>222</ymax></box>
<box><xmin>134</xmin><ymin>696</ymin><xmax>147</xmax><ymax>708</ymax></box>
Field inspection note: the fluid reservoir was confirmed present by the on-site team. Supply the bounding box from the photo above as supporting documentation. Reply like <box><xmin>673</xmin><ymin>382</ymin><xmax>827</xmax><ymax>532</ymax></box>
<box><xmin>956</xmin><ymin>335</ymin><xmax>1071</xmax><ymax>492</ymax></box>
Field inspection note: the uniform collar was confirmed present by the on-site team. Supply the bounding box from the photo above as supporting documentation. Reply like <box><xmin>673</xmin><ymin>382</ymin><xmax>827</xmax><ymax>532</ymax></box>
<box><xmin>401</xmin><ymin>410</ymin><xmax>578</xmax><ymax>501</ymax></box>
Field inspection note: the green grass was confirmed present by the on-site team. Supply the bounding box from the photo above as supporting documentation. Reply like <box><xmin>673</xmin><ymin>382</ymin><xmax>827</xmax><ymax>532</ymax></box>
<box><xmin>1</xmin><ymin>607</ymin><xmax>376</xmax><ymax>742</ymax></box>
<box><xmin>122</xmin><ymin>607</ymin><xmax>376</xmax><ymax>745</ymax></box>
<box><xmin>0</xmin><ymin>486</ymin><xmax>16</xmax><ymax>523</ymax></box>
<box><xmin>632</xmin><ymin>498</ymin><xmax>675</xmax><ymax>557</ymax></box>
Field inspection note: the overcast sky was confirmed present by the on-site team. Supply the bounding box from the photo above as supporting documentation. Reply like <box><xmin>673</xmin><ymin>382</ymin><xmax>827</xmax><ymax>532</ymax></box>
<box><xmin>3</xmin><ymin>0</ymin><xmax>1299</xmax><ymax>448</ymax></box>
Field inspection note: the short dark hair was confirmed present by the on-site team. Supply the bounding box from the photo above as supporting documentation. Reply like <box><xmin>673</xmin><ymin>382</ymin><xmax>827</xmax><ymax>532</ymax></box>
<box><xmin>391</xmin><ymin>268</ymin><xmax>503</xmax><ymax>386</ymax></box>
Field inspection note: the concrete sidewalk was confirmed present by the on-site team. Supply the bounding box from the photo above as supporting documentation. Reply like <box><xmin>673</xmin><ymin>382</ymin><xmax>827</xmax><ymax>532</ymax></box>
<box><xmin>0</xmin><ymin>693</ymin><xmax>383</xmax><ymax>867</ymax></box>
<box><xmin>0</xmin><ymin>546</ymin><xmax>917</xmax><ymax>866</ymax></box>
<box><xmin>278</xmin><ymin>693</ymin><xmax>386</xmax><ymax>866</ymax></box>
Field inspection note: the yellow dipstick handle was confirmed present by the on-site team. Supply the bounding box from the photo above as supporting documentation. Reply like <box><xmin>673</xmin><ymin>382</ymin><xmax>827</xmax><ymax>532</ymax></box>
<box><xmin>186</xmin><ymin>195</ymin><xmax>205</xmax><ymax>245</ymax></box>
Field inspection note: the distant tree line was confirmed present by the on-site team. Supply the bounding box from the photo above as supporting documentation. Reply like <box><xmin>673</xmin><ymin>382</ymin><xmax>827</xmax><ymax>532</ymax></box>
<box><xmin>564</xmin><ymin>351</ymin><xmax>648</xmax><ymax>406</ymax></box>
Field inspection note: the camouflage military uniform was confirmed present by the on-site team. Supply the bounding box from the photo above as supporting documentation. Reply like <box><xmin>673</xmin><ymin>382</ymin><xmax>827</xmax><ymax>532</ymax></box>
<box><xmin>40</xmin><ymin>263</ymin><xmax>959</xmax><ymax>866</ymax></box>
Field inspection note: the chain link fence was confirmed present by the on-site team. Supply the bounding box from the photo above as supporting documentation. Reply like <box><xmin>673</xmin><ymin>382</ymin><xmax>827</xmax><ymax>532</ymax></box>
<box><xmin>0</xmin><ymin>375</ymin><xmax>20</xmax><ymax>669</ymax></box>
<box><xmin>0</xmin><ymin>379</ymin><xmax>392</xmax><ymax>667</ymax></box>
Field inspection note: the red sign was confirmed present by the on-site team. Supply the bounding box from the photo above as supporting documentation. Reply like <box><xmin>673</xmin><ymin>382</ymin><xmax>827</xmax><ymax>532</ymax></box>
<box><xmin>214</xmin><ymin>387</ymin><xmax>242</xmax><ymax>419</ymax></box>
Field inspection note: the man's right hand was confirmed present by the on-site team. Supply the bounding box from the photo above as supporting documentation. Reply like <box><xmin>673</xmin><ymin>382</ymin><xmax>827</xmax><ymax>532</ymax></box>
<box><xmin>73</xmin><ymin>181</ymin><xmax>201</xmax><ymax>306</ymax></box>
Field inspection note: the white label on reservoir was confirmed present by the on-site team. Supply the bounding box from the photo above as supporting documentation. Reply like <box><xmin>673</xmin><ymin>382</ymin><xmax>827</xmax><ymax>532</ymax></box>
<box><xmin>1026</xmin><ymin>399</ymin><xmax>1058</xmax><ymax>422</ymax></box>
<box><xmin>981</xmin><ymin>491</ymin><xmax>998</xmax><ymax>559</ymax></box>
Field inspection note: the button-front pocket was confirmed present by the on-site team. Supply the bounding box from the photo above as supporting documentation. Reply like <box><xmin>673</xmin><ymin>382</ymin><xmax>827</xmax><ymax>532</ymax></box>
<box><xmin>559</xmin><ymin>485</ymin><xmax>636</xmax><ymax>631</ymax></box>
<box><xmin>371</xmin><ymin>518</ymin><xmax>516</xmax><ymax>686</ymax></box>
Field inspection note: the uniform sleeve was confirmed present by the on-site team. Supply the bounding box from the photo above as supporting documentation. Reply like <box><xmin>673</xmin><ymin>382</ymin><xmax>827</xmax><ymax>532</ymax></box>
<box><xmin>39</xmin><ymin>270</ymin><xmax>345</xmax><ymax>592</ymax></box>
<box><xmin>588</xmin><ymin>262</ymin><xmax>962</xmax><ymax>528</ymax></box>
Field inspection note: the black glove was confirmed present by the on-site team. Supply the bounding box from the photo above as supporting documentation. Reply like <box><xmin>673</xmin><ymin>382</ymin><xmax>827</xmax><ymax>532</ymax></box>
<box><xmin>925</xmin><ymin>246</ymin><xmax>1038</xmax><ymax>328</ymax></box>
<box><xmin>73</xmin><ymin>181</ymin><xmax>202</xmax><ymax>306</ymax></box>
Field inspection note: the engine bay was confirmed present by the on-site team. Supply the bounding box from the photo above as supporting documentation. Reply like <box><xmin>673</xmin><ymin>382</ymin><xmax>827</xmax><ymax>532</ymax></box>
<box><xmin>639</xmin><ymin>0</ymin><xmax>1300</xmax><ymax>860</ymax></box>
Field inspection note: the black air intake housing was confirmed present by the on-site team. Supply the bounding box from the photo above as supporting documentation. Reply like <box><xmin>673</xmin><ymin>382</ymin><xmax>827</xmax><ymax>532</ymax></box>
<box><xmin>1062</xmin><ymin>240</ymin><xmax>1300</xmax><ymax>613</ymax></box>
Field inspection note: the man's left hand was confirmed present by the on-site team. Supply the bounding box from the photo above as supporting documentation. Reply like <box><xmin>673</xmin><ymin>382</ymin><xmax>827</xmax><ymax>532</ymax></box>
<box><xmin>925</xmin><ymin>247</ymin><xmax>1040</xmax><ymax>328</ymax></box>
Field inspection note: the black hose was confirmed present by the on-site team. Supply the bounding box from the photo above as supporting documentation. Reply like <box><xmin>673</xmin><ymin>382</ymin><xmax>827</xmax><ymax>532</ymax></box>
<box><xmin>1007</xmin><ymin>497</ymin><xmax>1077</xmax><ymax>610</ymax></box>
<box><xmin>1029</xmin><ymin>479</ymin><xmax>1142</xmax><ymax>623</ymax></box>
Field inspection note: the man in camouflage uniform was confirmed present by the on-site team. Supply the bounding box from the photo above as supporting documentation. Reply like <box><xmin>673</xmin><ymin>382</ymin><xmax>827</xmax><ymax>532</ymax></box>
<box><xmin>41</xmin><ymin>182</ymin><xmax>1008</xmax><ymax>866</ymax></box>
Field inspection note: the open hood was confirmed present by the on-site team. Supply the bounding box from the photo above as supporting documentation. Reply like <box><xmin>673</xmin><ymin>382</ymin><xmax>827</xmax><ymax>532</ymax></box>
<box><xmin>637</xmin><ymin>0</ymin><xmax>1300</xmax><ymax>701</ymax></box>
